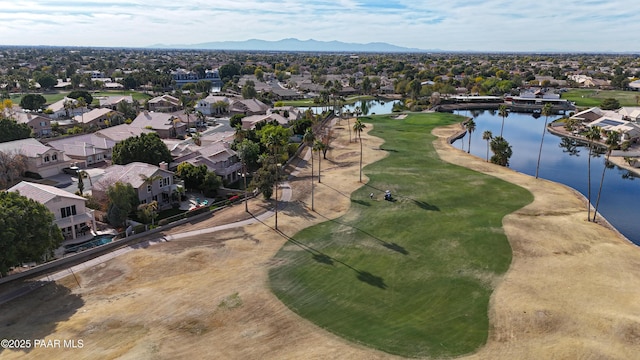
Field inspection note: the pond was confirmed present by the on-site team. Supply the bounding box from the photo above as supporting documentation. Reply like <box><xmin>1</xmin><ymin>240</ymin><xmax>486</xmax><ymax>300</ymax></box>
<box><xmin>452</xmin><ymin>109</ymin><xmax>640</xmax><ymax>246</ymax></box>
<box><xmin>301</xmin><ymin>99</ymin><xmax>400</xmax><ymax>116</ymax></box>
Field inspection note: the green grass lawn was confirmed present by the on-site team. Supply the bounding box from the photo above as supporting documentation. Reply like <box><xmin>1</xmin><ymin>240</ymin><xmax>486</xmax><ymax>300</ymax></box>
<box><xmin>269</xmin><ymin>112</ymin><xmax>533</xmax><ymax>358</ymax></box>
<box><xmin>281</xmin><ymin>95</ymin><xmax>376</xmax><ymax>107</ymax></box>
<box><xmin>562</xmin><ymin>89</ymin><xmax>640</xmax><ymax>108</ymax></box>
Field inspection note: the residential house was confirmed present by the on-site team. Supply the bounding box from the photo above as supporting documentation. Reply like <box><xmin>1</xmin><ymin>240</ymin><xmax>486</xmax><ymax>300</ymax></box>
<box><xmin>196</xmin><ymin>95</ymin><xmax>230</xmax><ymax>116</ymax></box>
<box><xmin>241</xmin><ymin>113</ymin><xmax>290</xmax><ymax>130</ymax></box>
<box><xmin>130</xmin><ymin>111</ymin><xmax>186</xmax><ymax>138</ymax></box>
<box><xmin>73</xmin><ymin>108</ymin><xmax>117</xmax><ymax>129</ymax></box>
<box><xmin>94</xmin><ymin>123</ymin><xmax>154</xmax><ymax>143</ymax></box>
<box><xmin>173</xmin><ymin>142</ymin><xmax>242</xmax><ymax>184</ymax></box>
<box><xmin>267</xmin><ymin>106</ymin><xmax>303</xmax><ymax>121</ymax></box>
<box><xmin>147</xmin><ymin>94</ymin><xmax>181</xmax><ymax>112</ymax></box>
<box><xmin>46</xmin><ymin>134</ymin><xmax>115</xmax><ymax>167</ymax></box>
<box><xmin>12</xmin><ymin>111</ymin><xmax>52</xmax><ymax>137</ymax></box>
<box><xmin>229</xmin><ymin>98</ymin><xmax>269</xmax><ymax>116</ymax></box>
<box><xmin>93</xmin><ymin>162</ymin><xmax>177</xmax><ymax>210</ymax></box>
<box><xmin>46</xmin><ymin>97</ymin><xmax>87</xmax><ymax>119</ymax></box>
<box><xmin>269</xmin><ymin>87</ymin><xmax>303</xmax><ymax>101</ymax></box>
<box><xmin>618</xmin><ymin>107</ymin><xmax>640</xmax><ymax>122</ymax></box>
<box><xmin>587</xmin><ymin>116</ymin><xmax>640</xmax><ymax>142</ymax></box>
<box><xmin>98</xmin><ymin>95</ymin><xmax>134</xmax><ymax>110</ymax></box>
<box><xmin>9</xmin><ymin>181</ymin><xmax>95</xmax><ymax>241</ymax></box>
<box><xmin>0</xmin><ymin>138</ymin><xmax>72</xmax><ymax>178</ymax></box>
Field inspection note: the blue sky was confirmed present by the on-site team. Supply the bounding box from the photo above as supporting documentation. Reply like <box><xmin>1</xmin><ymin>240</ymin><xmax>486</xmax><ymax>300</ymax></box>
<box><xmin>1</xmin><ymin>0</ymin><xmax>639</xmax><ymax>52</ymax></box>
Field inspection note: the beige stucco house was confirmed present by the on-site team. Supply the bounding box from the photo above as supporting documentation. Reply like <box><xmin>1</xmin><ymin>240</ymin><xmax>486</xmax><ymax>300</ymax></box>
<box><xmin>9</xmin><ymin>181</ymin><xmax>96</xmax><ymax>240</ymax></box>
<box><xmin>0</xmin><ymin>138</ymin><xmax>72</xmax><ymax>178</ymax></box>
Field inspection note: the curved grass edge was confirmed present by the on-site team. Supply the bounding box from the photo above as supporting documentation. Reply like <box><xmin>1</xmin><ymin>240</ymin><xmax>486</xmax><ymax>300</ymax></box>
<box><xmin>268</xmin><ymin>112</ymin><xmax>534</xmax><ymax>358</ymax></box>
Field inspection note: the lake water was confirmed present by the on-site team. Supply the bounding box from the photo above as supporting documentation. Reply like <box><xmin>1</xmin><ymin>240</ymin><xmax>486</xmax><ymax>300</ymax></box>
<box><xmin>302</xmin><ymin>99</ymin><xmax>399</xmax><ymax>116</ymax></box>
<box><xmin>452</xmin><ymin>110</ymin><xmax>640</xmax><ymax>246</ymax></box>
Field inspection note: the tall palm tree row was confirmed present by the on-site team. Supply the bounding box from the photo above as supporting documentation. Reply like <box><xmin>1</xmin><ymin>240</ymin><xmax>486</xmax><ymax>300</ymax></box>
<box><xmin>353</xmin><ymin>119</ymin><xmax>367</xmax><ymax>183</ymax></box>
<box><xmin>592</xmin><ymin>130</ymin><xmax>621</xmax><ymax>222</ymax></box>
<box><xmin>466</xmin><ymin>118</ymin><xmax>476</xmax><ymax>154</ymax></box>
<box><xmin>585</xmin><ymin>126</ymin><xmax>602</xmax><ymax>222</ymax></box>
<box><xmin>498</xmin><ymin>104</ymin><xmax>509</xmax><ymax>137</ymax></box>
<box><xmin>482</xmin><ymin>130</ymin><xmax>493</xmax><ymax>162</ymax></box>
<box><xmin>303</xmin><ymin>128</ymin><xmax>316</xmax><ymax>210</ymax></box>
<box><xmin>535</xmin><ymin>103</ymin><xmax>554</xmax><ymax>179</ymax></box>
<box><xmin>314</xmin><ymin>139</ymin><xmax>326</xmax><ymax>183</ymax></box>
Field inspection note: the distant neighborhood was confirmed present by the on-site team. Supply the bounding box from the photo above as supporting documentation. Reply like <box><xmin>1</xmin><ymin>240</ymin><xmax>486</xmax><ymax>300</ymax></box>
<box><xmin>2</xmin><ymin>47</ymin><xmax>640</xmax><ymax>274</ymax></box>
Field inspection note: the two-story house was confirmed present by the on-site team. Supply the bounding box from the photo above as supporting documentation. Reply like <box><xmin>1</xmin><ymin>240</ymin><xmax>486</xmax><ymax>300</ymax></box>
<box><xmin>147</xmin><ymin>94</ymin><xmax>181</xmax><ymax>113</ymax></box>
<box><xmin>196</xmin><ymin>95</ymin><xmax>230</xmax><ymax>116</ymax></box>
<box><xmin>172</xmin><ymin>142</ymin><xmax>242</xmax><ymax>184</ymax></box>
<box><xmin>0</xmin><ymin>138</ymin><xmax>72</xmax><ymax>178</ymax></box>
<box><xmin>93</xmin><ymin>162</ymin><xmax>177</xmax><ymax>210</ymax></box>
<box><xmin>13</xmin><ymin>111</ymin><xmax>52</xmax><ymax>137</ymax></box>
<box><xmin>45</xmin><ymin>134</ymin><xmax>115</xmax><ymax>167</ymax></box>
<box><xmin>9</xmin><ymin>181</ymin><xmax>96</xmax><ymax>240</ymax></box>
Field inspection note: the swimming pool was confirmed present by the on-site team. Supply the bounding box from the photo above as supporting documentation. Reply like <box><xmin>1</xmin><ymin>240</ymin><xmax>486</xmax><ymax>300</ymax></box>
<box><xmin>64</xmin><ymin>235</ymin><xmax>115</xmax><ymax>254</ymax></box>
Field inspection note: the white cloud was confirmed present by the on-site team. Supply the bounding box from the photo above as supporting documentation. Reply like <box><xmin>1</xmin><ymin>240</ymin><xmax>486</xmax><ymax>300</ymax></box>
<box><xmin>0</xmin><ymin>0</ymin><xmax>639</xmax><ymax>51</ymax></box>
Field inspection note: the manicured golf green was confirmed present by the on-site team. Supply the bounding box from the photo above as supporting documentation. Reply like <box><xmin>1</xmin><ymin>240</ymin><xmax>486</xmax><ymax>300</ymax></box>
<box><xmin>562</xmin><ymin>89</ymin><xmax>640</xmax><ymax>108</ymax></box>
<box><xmin>269</xmin><ymin>112</ymin><xmax>533</xmax><ymax>358</ymax></box>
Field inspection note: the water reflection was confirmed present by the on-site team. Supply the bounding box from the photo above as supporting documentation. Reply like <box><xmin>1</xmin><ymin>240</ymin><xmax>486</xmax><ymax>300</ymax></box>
<box><xmin>453</xmin><ymin>109</ymin><xmax>640</xmax><ymax>245</ymax></box>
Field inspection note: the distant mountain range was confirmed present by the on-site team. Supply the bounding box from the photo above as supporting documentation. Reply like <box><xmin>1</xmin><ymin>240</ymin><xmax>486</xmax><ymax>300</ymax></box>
<box><xmin>148</xmin><ymin>38</ymin><xmax>430</xmax><ymax>53</ymax></box>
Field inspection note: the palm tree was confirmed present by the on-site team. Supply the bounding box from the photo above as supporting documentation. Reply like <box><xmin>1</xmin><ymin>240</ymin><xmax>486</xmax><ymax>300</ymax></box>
<box><xmin>592</xmin><ymin>130</ymin><xmax>620</xmax><ymax>222</ymax></box>
<box><xmin>76</xmin><ymin>97</ymin><xmax>88</xmax><ymax>124</ymax></box>
<box><xmin>498</xmin><ymin>104</ymin><xmax>509</xmax><ymax>137</ymax></box>
<box><xmin>353</xmin><ymin>119</ymin><xmax>367</xmax><ymax>182</ymax></box>
<box><xmin>76</xmin><ymin>170</ymin><xmax>92</xmax><ymax>195</ymax></box>
<box><xmin>138</xmin><ymin>200</ymin><xmax>159</xmax><ymax>226</ymax></box>
<box><xmin>585</xmin><ymin>126</ymin><xmax>602</xmax><ymax>221</ymax></box>
<box><xmin>535</xmin><ymin>103</ymin><xmax>554</xmax><ymax>179</ymax></box>
<box><xmin>184</xmin><ymin>106</ymin><xmax>193</xmax><ymax>132</ymax></box>
<box><xmin>466</xmin><ymin>118</ymin><xmax>476</xmax><ymax>154</ymax></box>
<box><xmin>482</xmin><ymin>130</ymin><xmax>493</xmax><ymax>162</ymax></box>
<box><xmin>192</xmin><ymin>131</ymin><xmax>202</xmax><ymax>146</ymax></box>
<box><xmin>489</xmin><ymin>136</ymin><xmax>512</xmax><ymax>167</ymax></box>
<box><xmin>313</xmin><ymin>139</ymin><xmax>326</xmax><ymax>183</ymax></box>
<box><xmin>303</xmin><ymin>128</ymin><xmax>316</xmax><ymax>210</ymax></box>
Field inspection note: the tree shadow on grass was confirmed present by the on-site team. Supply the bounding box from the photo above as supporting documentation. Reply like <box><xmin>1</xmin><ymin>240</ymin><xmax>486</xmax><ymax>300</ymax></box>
<box><xmin>357</xmin><ymin>271</ymin><xmax>387</xmax><ymax>289</ymax></box>
<box><xmin>254</xmin><ymin>215</ymin><xmax>387</xmax><ymax>289</ymax></box>
<box><xmin>0</xmin><ymin>281</ymin><xmax>84</xmax><ymax>355</ymax></box>
<box><xmin>314</xmin><ymin>210</ymin><xmax>409</xmax><ymax>256</ymax></box>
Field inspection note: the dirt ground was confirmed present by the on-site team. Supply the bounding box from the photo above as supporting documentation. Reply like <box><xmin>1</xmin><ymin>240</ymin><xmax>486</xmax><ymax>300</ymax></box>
<box><xmin>3</xmin><ymin>119</ymin><xmax>640</xmax><ymax>359</ymax></box>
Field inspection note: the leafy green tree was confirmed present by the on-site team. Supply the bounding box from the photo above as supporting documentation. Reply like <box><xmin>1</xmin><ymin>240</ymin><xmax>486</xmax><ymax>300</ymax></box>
<box><xmin>106</xmin><ymin>181</ymin><xmax>139</xmax><ymax>228</ymax></box>
<box><xmin>19</xmin><ymin>94</ymin><xmax>47</xmax><ymax>111</ymax></box>
<box><xmin>535</xmin><ymin>103</ymin><xmax>553</xmax><ymax>179</ymax></box>
<box><xmin>490</xmin><ymin>136</ymin><xmax>512</xmax><ymax>166</ymax></box>
<box><xmin>236</xmin><ymin>139</ymin><xmax>261</xmax><ymax>172</ymax></box>
<box><xmin>112</xmin><ymin>133</ymin><xmax>171</xmax><ymax>166</ymax></box>
<box><xmin>592</xmin><ymin>130</ymin><xmax>620</xmax><ymax>222</ymax></box>
<box><xmin>200</xmin><ymin>171</ymin><xmax>222</xmax><ymax>197</ymax></box>
<box><xmin>33</xmin><ymin>72</ymin><xmax>57</xmax><ymax>90</ymax></box>
<box><xmin>259</xmin><ymin>123</ymin><xmax>291</xmax><ymax>162</ymax></box>
<box><xmin>176</xmin><ymin>162</ymin><xmax>208</xmax><ymax>191</ymax></box>
<box><xmin>0</xmin><ymin>191</ymin><xmax>63</xmax><ymax>276</ymax></box>
<box><xmin>482</xmin><ymin>130</ymin><xmax>492</xmax><ymax>162</ymax></box>
<box><xmin>68</xmin><ymin>90</ymin><xmax>93</xmax><ymax>105</ymax></box>
<box><xmin>230</xmin><ymin>114</ymin><xmax>245</xmax><ymax>128</ymax></box>
<box><xmin>242</xmin><ymin>80</ymin><xmax>257</xmax><ymax>99</ymax></box>
<box><xmin>0</xmin><ymin>118</ymin><xmax>32</xmax><ymax>142</ymax></box>
<box><xmin>600</xmin><ymin>98</ymin><xmax>620</xmax><ymax>110</ymax></box>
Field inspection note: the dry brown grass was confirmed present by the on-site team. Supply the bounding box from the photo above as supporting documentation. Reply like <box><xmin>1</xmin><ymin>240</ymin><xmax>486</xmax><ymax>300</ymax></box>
<box><xmin>2</xmin><ymin>118</ymin><xmax>640</xmax><ymax>359</ymax></box>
